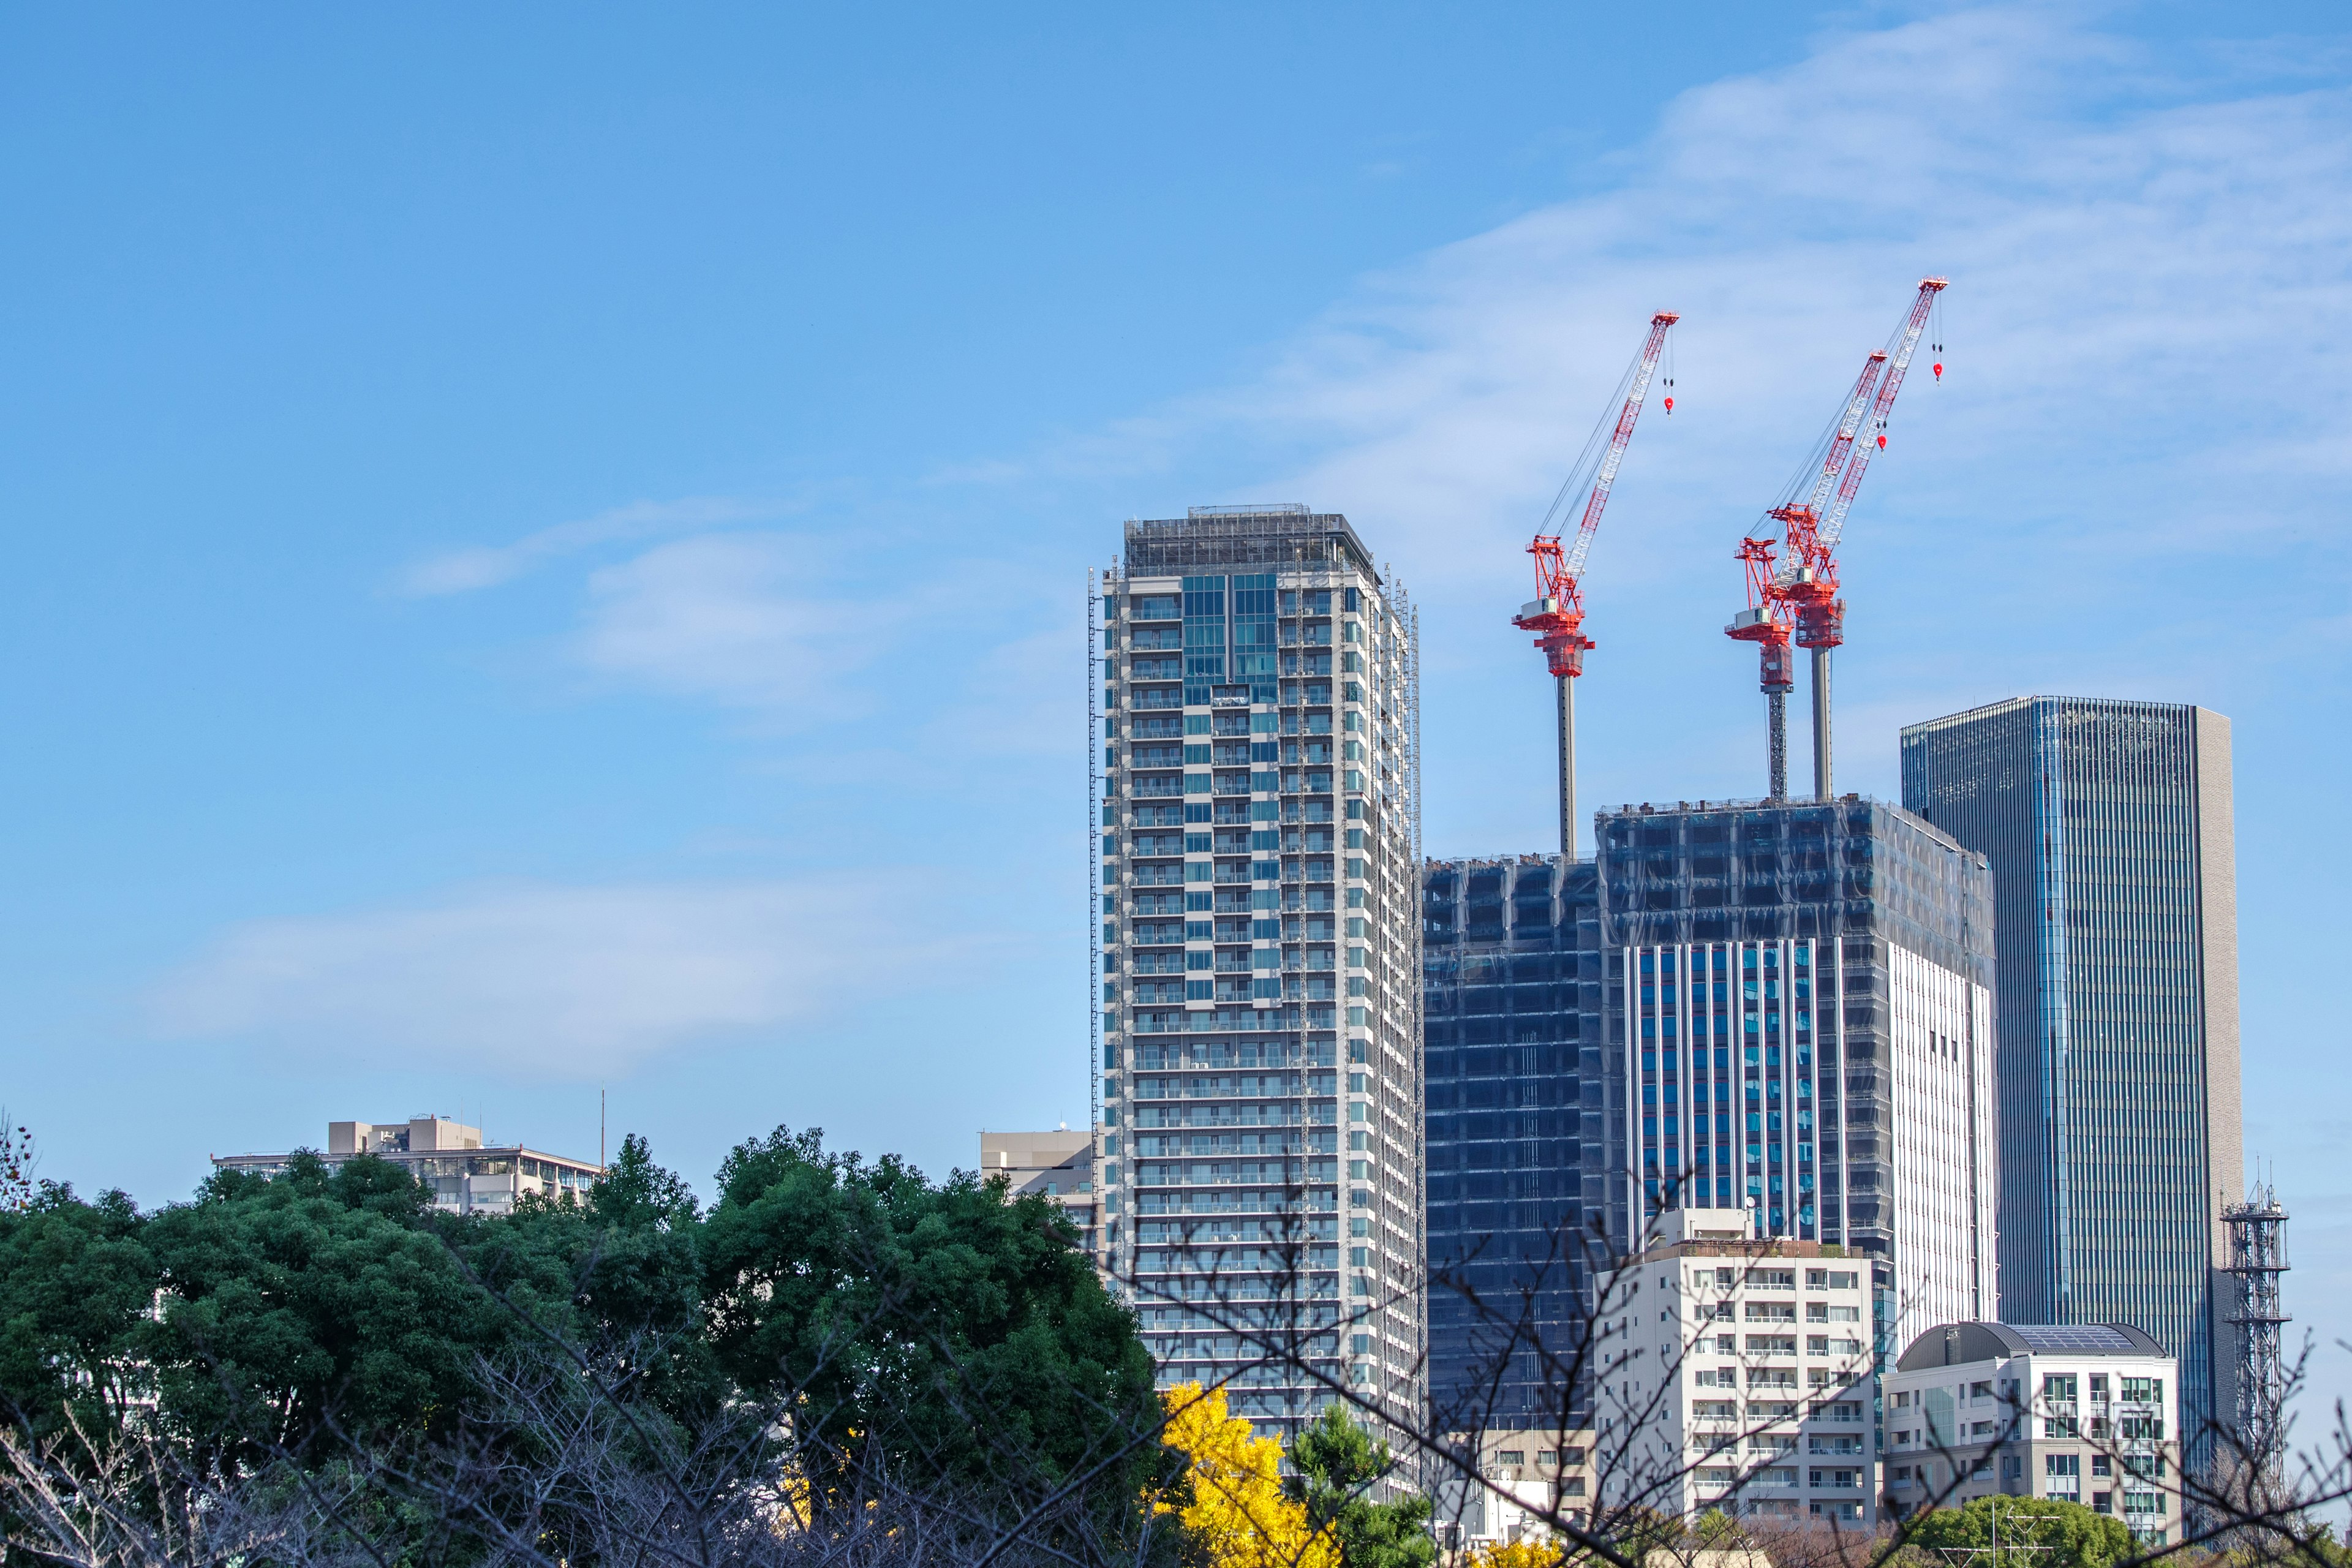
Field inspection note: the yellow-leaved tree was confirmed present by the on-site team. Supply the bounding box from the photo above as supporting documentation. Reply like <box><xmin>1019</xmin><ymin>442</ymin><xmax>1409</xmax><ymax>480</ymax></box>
<box><xmin>1158</xmin><ymin>1382</ymin><xmax>1339</xmax><ymax>1568</ymax></box>
<box><xmin>1463</xmin><ymin>1539</ymin><xmax>1567</xmax><ymax>1568</ymax></box>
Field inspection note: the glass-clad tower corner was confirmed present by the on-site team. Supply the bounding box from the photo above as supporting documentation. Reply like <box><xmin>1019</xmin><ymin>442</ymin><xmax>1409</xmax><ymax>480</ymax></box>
<box><xmin>1092</xmin><ymin>505</ymin><xmax>1423</xmax><ymax>1442</ymax></box>
<box><xmin>1420</xmin><ymin>854</ymin><xmax>1607</xmax><ymax>1435</ymax></box>
<box><xmin>1901</xmin><ymin>696</ymin><xmax>2242</xmax><ymax>1472</ymax></box>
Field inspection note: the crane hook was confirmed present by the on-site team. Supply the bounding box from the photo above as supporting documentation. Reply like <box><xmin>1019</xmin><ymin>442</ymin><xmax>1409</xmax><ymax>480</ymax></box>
<box><xmin>1663</xmin><ymin>396</ymin><xmax>1674</xmax><ymax>415</ymax></box>
<box><xmin>1932</xmin><ymin>362</ymin><xmax>1943</xmax><ymax>381</ymax></box>
<box><xmin>1876</xmin><ymin>434</ymin><xmax>1888</xmax><ymax>449</ymax></box>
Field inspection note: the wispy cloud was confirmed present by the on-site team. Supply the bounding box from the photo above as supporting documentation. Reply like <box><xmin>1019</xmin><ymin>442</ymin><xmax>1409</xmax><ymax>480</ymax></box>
<box><xmin>977</xmin><ymin>7</ymin><xmax>2352</xmax><ymax>619</ymax></box>
<box><xmin>400</xmin><ymin>497</ymin><xmax>788</xmax><ymax>596</ymax></box>
<box><xmin>151</xmin><ymin>876</ymin><xmax>965</xmax><ymax>1078</ymax></box>
<box><xmin>571</xmin><ymin>533</ymin><xmax>918</xmax><ymax>718</ymax></box>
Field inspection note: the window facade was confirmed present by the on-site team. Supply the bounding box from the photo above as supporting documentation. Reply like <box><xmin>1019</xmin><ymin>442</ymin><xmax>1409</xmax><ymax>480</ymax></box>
<box><xmin>1902</xmin><ymin>697</ymin><xmax>2241</xmax><ymax>1468</ymax></box>
<box><xmin>1095</xmin><ymin>507</ymin><xmax>1422</xmax><ymax>1441</ymax></box>
<box><xmin>1595</xmin><ymin>800</ymin><xmax>1997</xmax><ymax>1351</ymax></box>
<box><xmin>1421</xmin><ymin>854</ymin><xmax>1605</xmax><ymax>1431</ymax></box>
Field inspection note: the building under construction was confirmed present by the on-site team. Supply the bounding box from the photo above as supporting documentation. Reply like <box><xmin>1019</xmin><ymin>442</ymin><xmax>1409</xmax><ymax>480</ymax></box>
<box><xmin>1420</xmin><ymin>791</ymin><xmax>1999</xmax><ymax>1496</ymax></box>
<box><xmin>1420</xmin><ymin>851</ymin><xmax>1605</xmax><ymax>1434</ymax></box>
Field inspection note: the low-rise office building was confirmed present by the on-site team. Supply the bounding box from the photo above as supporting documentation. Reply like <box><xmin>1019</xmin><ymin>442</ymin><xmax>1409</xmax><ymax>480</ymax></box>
<box><xmin>979</xmin><ymin>1128</ymin><xmax>1098</xmax><ymax>1251</ymax></box>
<box><xmin>212</xmin><ymin>1116</ymin><xmax>601</xmax><ymax>1216</ymax></box>
<box><xmin>1884</xmin><ymin>1322</ymin><xmax>2180</xmax><ymax>1540</ymax></box>
<box><xmin>1599</xmin><ymin>1208</ymin><xmax>1876</xmax><ymax>1522</ymax></box>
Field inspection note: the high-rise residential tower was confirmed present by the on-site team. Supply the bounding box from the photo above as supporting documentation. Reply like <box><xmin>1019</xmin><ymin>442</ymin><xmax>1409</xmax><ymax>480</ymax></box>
<box><xmin>1901</xmin><ymin>696</ymin><xmax>2243</xmax><ymax>1470</ymax></box>
<box><xmin>1093</xmin><ymin>505</ymin><xmax>1423</xmax><ymax>1439</ymax></box>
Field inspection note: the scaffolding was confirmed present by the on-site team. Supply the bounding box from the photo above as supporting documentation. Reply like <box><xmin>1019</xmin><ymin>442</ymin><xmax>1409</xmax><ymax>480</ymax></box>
<box><xmin>2222</xmin><ymin>1183</ymin><xmax>2291</xmax><ymax>1485</ymax></box>
<box><xmin>1123</xmin><ymin>508</ymin><xmax>1378</xmax><ymax>579</ymax></box>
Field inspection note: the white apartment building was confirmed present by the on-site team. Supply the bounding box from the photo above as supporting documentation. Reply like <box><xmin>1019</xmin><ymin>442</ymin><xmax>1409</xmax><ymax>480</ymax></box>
<box><xmin>1597</xmin><ymin>1209</ymin><xmax>1876</xmax><ymax>1523</ymax></box>
<box><xmin>212</xmin><ymin>1116</ymin><xmax>602</xmax><ymax>1215</ymax></box>
<box><xmin>1433</xmin><ymin>1429</ymin><xmax>1598</xmax><ymax>1552</ymax></box>
<box><xmin>1093</xmin><ymin>505</ymin><xmax>1423</xmax><ymax>1441</ymax></box>
<box><xmin>1885</xmin><ymin>1322</ymin><xmax>2182</xmax><ymax>1542</ymax></box>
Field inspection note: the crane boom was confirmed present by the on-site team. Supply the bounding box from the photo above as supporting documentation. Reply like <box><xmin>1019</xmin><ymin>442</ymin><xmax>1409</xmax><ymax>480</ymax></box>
<box><xmin>1817</xmin><ymin>278</ymin><xmax>1944</xmax><ymax>551</ymax></box>
<box><xmin>1512</xmin><ymin>308</ymin><xmax>1681</xmax><ymax>858</ymax></box>
<box><xmin>1773</xmin><ymin>350</ymin><xmax>1886</xmax><ymax>586</ymax></box>
<box><xmin>1558</xmin><ymin>311</ymin><xmax>1679</xmax><ymax>582</ymax></box>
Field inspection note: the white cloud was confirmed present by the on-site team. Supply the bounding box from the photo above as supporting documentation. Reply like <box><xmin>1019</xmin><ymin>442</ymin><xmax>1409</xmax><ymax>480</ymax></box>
<box><xmin>151</xmin><ymin>878</ymin><xmax>952</xmax><ymax>1078</ymax></box>
<box><xmin>571</xmin><ymin>533</ymin><xmax>908</xmax><ymax>717</ymax></box>
<box><xmin>401</xmin><ymin>496</ymin><xmax>785</xmax><ymax>595</ymax></box>
<box><xmin>1012</xmin><ymin>6</ymin><xmax>2352</xmax><ymax>628</ymax></box>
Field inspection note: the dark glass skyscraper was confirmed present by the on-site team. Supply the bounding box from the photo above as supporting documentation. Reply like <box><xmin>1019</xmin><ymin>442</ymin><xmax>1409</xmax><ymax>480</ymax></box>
<box><xmin>1901</xmin><ymin>696</ymin><xmax>2244</xmax><ymax>1470</ymax></box>
<box><xmin>1420</xmin><ymin>854</ymin><xmax>1605</xmax><ymax>1430</ymax></box>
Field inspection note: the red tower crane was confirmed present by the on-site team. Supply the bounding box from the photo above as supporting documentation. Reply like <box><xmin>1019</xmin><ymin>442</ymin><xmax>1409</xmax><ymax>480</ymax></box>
<box><xmin>1513</xmin><ymin>309</ymin><xmax>1678</xmax><ymax>856</ymax></box>
<box><xmin>1726</xmin><ymin>277</ymin><xmax>1945</xmax><ymax>800</ymax></box>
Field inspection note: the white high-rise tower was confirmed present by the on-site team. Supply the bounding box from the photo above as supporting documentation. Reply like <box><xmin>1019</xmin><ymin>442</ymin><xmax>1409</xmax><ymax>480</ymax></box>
<box><xmin>1093</xmin><ymin>505</ymin><xmax>1423</xmax><ymax>1441</ymax></box>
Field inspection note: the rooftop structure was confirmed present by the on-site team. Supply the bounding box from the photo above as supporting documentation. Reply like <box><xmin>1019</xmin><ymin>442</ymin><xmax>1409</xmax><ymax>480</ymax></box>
<box><xmin>1885</xmin><ymin>1321</ymin><xmax>2182</xmax><ymax>1539</ymax></box>
<box><xmin>979</xmin><ymin>1128</ymin><xmax>1096</xmax><ymax>1250</ymax></box>
<box><xmin>1095</xmin><ymin>505</ymin><xmax>1423</xmax><ymax>1442</ymax></box>
<box><xmin>213</xmin><ymin>1116</ymin><xmax>601</xmax><ymax>1216</ymax></box>
<box><xmin>1902</xmin><ymin>696</ymin><xmax>2242</xmax><ymax>1471</ymax></box>
<box><xmin>1431</xmin><ymin>1426</ymin><xmax>1598</xmax><ymax>1551</ymax></box>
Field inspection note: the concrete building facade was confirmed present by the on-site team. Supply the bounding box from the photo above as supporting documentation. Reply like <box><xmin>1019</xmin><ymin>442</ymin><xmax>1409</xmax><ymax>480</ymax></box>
<box><xmin>1600</xmin><ymin>1209</ymin><xmax>1877</xmax><ymax>1523</ymax></box>
<box><xmin>1885</xmin><ymin>1321</ymin><xmax>2182</xmax><ymax>1541</ymax></box>
<box><xmin>1095</xmin><ymin>505</ymin><xmax>1423</xmax><ymax>1437</ymax></box>
<box><xmin>1901</xmin><ymin>697</ymin><xmax>2242</xmax><ymax>1466</ymax></box>
<box><xmin>213</xmin><ymin>1116</ymin><xmax>602</xmax><ymax>1215</ymax></box>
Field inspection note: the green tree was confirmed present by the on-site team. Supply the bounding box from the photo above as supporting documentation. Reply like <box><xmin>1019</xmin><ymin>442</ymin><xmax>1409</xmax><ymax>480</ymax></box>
<box><xmin>139</xmin><ymin>1152</ymin><xmax>517</xmax><ymax>1461</ymax></box>
<box><xmin>0</xmin><ymin>1182</ymin><xmax>157</xmax><ymax>1448</ymax></box>
<box><xmin>1905</xmin><ymin>1495</ymin><xmax>2137</xmax><ymax>1568</ymax></box>
<box><xmin>1284</xmin><ymin>1404</ymin><xmax>1437</xmax><ymax>1568</ymax></box>
<box><xmin>699</xmin><ymin>1125</ymin><xmax>1160</xmax><ymax>1509</ymax></box>
<box><xmin>589</xmin><ymin>1131</ymin><xmax>701</xmax><ymax>1231</ymax></box>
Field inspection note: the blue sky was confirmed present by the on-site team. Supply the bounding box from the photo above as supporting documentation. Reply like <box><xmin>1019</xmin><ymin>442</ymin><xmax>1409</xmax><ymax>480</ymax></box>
<box><xmin>5</xmin><ymin>1</ymin><xmax>2351</xmax><ymax>1440</ymax></box>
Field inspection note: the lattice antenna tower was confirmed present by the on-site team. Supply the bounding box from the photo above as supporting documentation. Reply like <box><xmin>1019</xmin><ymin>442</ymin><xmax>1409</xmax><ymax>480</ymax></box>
<box><xmin>2222</xmin><ymin>1180</ymin><xmax>2291</xmax><ymax>1483</ymax></box>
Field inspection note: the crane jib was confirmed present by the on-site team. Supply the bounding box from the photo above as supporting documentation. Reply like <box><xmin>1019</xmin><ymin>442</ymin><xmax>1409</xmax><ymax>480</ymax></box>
<box><xmin>1817</xmin><ymin>279</ymin><xmax>1944</xmax><ymax>550</ymax></box>
<box><xmin>1558</xmin><ymin>311</ymin><xmax>1678</xmax><ymax>584</ymax></box>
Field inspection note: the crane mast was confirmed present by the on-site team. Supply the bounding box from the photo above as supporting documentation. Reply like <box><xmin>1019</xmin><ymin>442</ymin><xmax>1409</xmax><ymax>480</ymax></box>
<box><xmin>1513</xmin><ymin>310</ymin><xmax>1678</xmax><ymax>856</ymax></box>
<box><xmin>1727</xmin><ymin>278</ymin><xmax>1946</xmax><ymax>801</ymax></box>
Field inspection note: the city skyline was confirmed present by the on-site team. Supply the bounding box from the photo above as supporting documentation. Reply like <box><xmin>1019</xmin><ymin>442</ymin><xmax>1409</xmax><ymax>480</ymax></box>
<box><xmin>3</xmin><ymin>1</ymin><xmax>2348</xmax><ymax>1436</ymax></box>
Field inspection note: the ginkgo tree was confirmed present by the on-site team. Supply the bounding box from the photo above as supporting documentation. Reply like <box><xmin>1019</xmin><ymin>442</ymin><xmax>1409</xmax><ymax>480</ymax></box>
<box><xmin>1158</xmin><ymin>1381</ymin><xmax>1339</xmax><ymax>1568</ymax></box>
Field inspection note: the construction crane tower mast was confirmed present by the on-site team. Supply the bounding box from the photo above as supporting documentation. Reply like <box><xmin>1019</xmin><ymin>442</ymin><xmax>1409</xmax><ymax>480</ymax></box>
<box><xmin>1727</xmin><ymin>278</ymin><xmax>1945</xmax><ymax>799</ymax></box>
<box><xmin>1513</xmin><ymin>310</ymin><xmax>1678</xmax><ymax>856</ymax></box>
